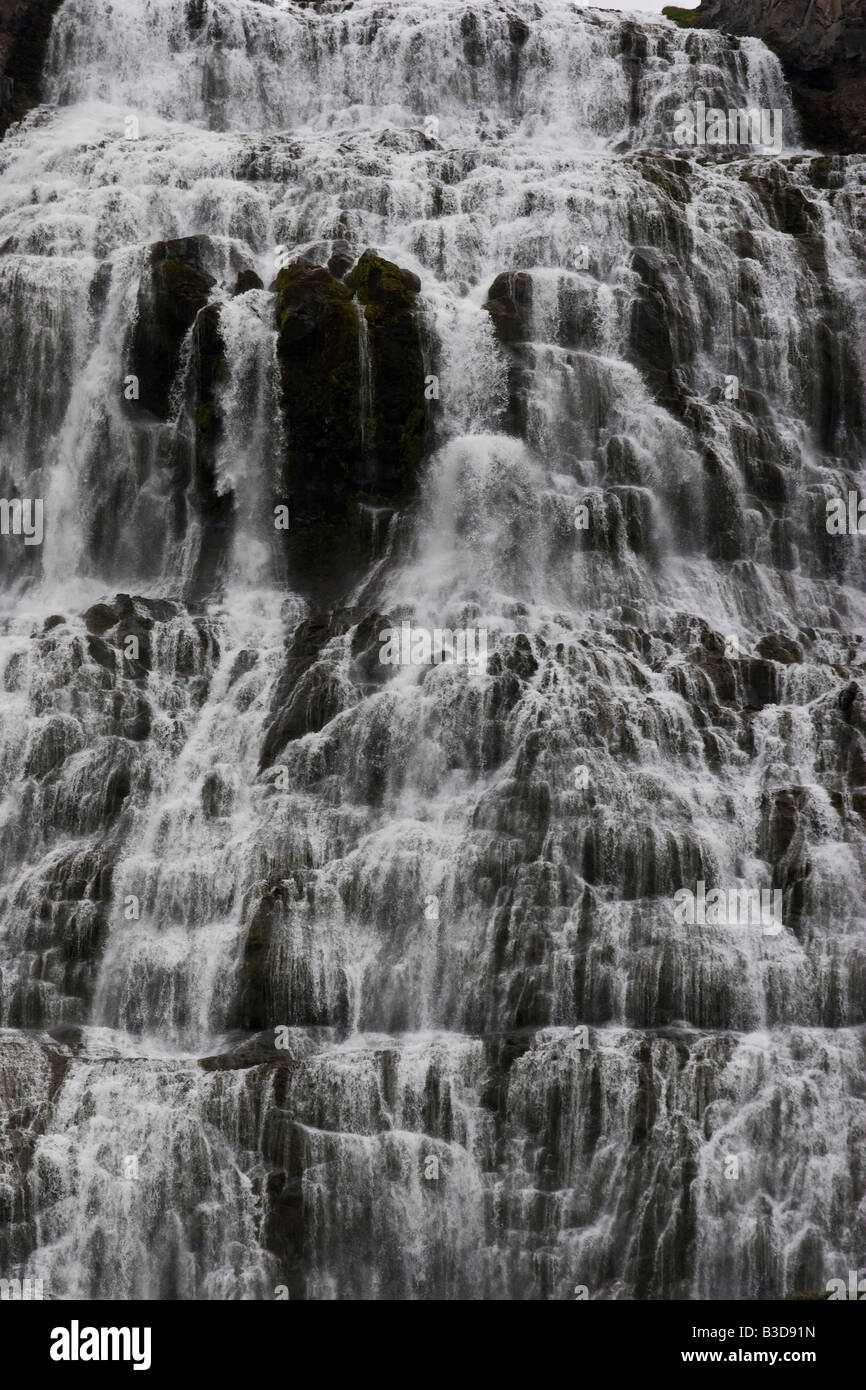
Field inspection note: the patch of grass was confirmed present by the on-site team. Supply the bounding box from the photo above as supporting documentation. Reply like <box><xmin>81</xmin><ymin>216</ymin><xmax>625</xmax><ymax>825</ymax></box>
<box><xmin>662</xmin><ymin>6</ymin><xmax>704</xmax><ymax>29</ymax></box>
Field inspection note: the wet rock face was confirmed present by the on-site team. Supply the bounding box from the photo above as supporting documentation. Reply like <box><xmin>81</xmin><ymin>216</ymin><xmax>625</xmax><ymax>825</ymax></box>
<box><xmin>628</xmin><ymin>246</ymin><xmax>695</xmax><ymax>413</ymax></box>
<box><xmin>0</xmin><ymin>1030</ymin><xmax>70</xmax><ymax>1269</ymax></box>
<box><xmin>669</xmin><ymin>0</ymin><xmax>866</xmax><ymax>152</ymax></box>
<box><xmin>691</xmin><ymin>0</ymin><xmax>866</xmax><ymax>71</ymax></box>
<box><xmin>4</xmin><ymin>843</ymin><xmax>117</xmax><ymax>1028</ymax></box>
<box><xmin>188</xmin><ymin>301</ymin><xmax>234</xmax><ymax>603</ymax></box>
<box><xmin>0</xmin><ymin>597</ymin><xmax>222</xmax><ymax>1035</ymax></box>
<box><xmin>274</xmin><ymin>250</ymin><xmax>427</xmax><ymax>604</ymax></box>
<box><xmin>485</xmin><ymin>272</ymin><xmax>533</xmax><ymax>343</ymax></box>
<box><xmin>345</xmin><ymin>250</ymin><xmax>426</xmax><ymax>493</ymax></box>
<box><xmin>90</xmin><ymin>236</ymin><xmax>236</xmax><ymax>601</ymax></box>
<box><xmin>484</xmin><ymin>271</ymin><xmax>534</xmax><ymax>436</ymax></box>
<box><xmin>0</xmin><ymin>0</ymin><xmax>65</xmax><ymax>137</ymax></box>
<box><xmin>273</xmin><ymin>258</ymin><xmax>362</xmax><ymax>601</ymax></box>
<box><xmin>232</xmin><ymin>267</ymin><xmax>263</xmax><ymax>296</ymax></box>
<box><xmin>260</xmin><ymin>614</ymin><xmax>349</xmax><ymax>766</ymax></box>
<box><xmin>260</xmin><ymin>607</ymin><xmax>401</xmax><ymax>768</ymax></box>
<box><xmin>130</xmin><ymin>237</ymin><xmax>216</xmax><ymax>421</ymax></box>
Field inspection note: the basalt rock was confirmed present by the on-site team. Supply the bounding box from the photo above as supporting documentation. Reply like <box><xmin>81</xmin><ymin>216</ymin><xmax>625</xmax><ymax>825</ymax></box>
<box><xmin>5</xmin><ymin>845</ymin><xmax>117</xmax><ymax>1027</ymax></box>
<box><xmin>83</xmin><ymin>594</ymin><xmax>179</xmax><ymax>634</ymax></box>
<box><xmin>274</xmin><ymin>251</ymin><xmax>427</xmax><ymax>603</ymax></box>
<box><xmin>230</xmin><ymin>879</ymin><xmax>351</xmax><ymax>1033</ymax></box>
<box><xmin>80</xmin><ymin>594</ymin><xmax>213</xmax><ymax>703</ymax></box>
<box><xmin>756</xmin><ymin>633</ymin><xmax>803</xmax><ymax>665</ymax></box>
<box><xmin>232</xmin><ymin>268</ymin><xmax>263</xmax><ymax>296</ymax></box>
<box><xmin>349</xmin><ymin>611</ymin><xmax>397</xmax><ymax>692</ymax></box>
<box><xmin>129</xmin><ymin>237</ymin><xmax>217</xmax><ymax>421</ymax></box>
<box><xmin>485</xmin><ymin>270</ymin><xmax>532</xmax><ymax>346</ymax></box>
<box><xmin>273</xmin><ymin>258</ymin><xmax>361</xmax><ymax>603</ymax></box>
<box><xmin>344</xmin><ymin>250</ymin><xmax>426</xmax><ymax>493</ymax></box>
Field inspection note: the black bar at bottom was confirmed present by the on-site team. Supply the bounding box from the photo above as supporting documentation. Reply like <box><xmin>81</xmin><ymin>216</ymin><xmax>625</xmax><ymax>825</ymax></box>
<box><xmin>5</xmin><ymin>1296</ymin><xmax>859</xmax><ymax>1379</ymax></box>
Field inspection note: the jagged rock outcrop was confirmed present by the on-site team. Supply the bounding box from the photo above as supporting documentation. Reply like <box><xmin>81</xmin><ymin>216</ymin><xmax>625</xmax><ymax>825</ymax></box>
<box><xmin>258</xmin><ymin>606</ymin><xmax>399</xmax><ymax>769</ymax></box>
<box><xmin>690</xmin><ymin>0</ymin><xmax>866</xmax><ymax>70</ymax></box>
<box><xmin>665</xmin><ymin>0</ymin><xmax>866</xmax><ymax>151</ymax></box>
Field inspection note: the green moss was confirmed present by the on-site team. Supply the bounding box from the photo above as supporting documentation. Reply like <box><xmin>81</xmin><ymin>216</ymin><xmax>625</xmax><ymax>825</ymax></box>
<box><xmin>661</xmin><ymin>6</ymin><xmax>703</xmax><ymax>29</ymax></box>
<box><xmin>345</xmin><ymin>251</ymin><xmax>414</xmax><ymax>307</ymax></box>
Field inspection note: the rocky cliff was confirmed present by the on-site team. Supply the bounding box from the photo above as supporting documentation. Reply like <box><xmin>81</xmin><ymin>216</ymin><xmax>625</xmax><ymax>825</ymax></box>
<box><xmin>665</xmin><ymin>0</ymin><xmax>866</xmax><ymax>151</ymax></box>
<box><xmin>0</xmin><ymin>0</ymin><xmax>63</xmax><ymax>136</ymax></box>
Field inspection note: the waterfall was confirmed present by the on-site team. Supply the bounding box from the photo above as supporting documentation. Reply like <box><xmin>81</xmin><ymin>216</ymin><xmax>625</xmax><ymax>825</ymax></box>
<box><xmin>0</xmin><ymin>0</ymin><xmax>865</xmax><ymax>1301</ymax></box>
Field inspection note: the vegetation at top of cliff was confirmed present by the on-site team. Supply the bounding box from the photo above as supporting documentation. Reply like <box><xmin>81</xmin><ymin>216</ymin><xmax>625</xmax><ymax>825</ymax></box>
<box><xmin>662</xmin><ymin>6</ymin><xmax>703</xmax><ymax>28</ymax></box>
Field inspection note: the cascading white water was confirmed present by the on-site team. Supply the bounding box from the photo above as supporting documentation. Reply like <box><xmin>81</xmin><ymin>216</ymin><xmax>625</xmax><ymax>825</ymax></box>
<box><xmin>0</xmin><ymin>0</ymin><xmax>865</xmax><ymax>1300</ymax></box>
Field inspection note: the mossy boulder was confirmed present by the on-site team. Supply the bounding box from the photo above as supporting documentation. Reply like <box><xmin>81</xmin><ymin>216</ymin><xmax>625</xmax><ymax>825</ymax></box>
<box><xmin>274</xmin><ymin>258</ymin><xmax>363</xmax><ymax>490</ymax></box>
